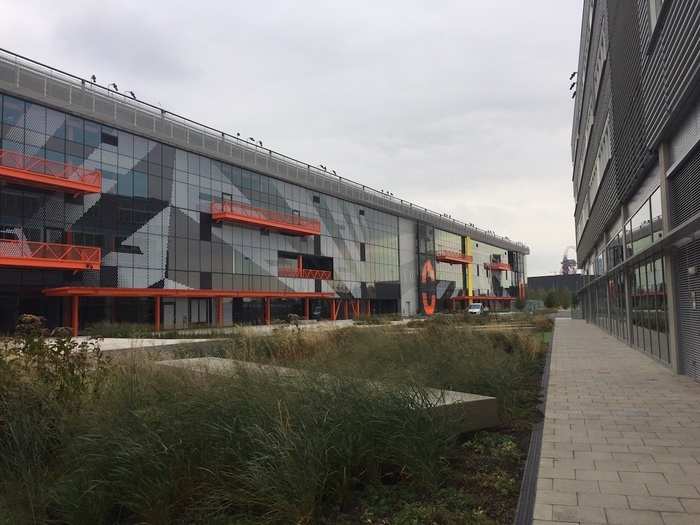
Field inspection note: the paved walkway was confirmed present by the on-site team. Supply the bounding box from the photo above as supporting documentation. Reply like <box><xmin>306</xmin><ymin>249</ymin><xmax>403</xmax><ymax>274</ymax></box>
<box><xmin>534</xmin><ymin>319</ymin><xmax>700</xmax><ymax>525</ymax></box>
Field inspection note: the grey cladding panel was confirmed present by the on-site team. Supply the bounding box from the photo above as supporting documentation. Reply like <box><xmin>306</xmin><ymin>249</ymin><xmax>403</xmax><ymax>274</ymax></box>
<box><xmin>46</xmin><ymin>79</ymin><xmax>70</xmax><ymax>104</ymax></box>
<box><xmin>172</xmin><ymin>124</ymin><xmax>186</xmax><ymax>142</ymax></box>
<box><xmin>135</xmin><ymin>110</ymin><xmax>155</xmax><ymax>131</ymax></box>
<box><xmin>94</xmin><ymin>97</ymin><xmax>115</xmax><ymax>120</ymax></box>
<box><xmin>18</xmin><ymin>69</ymin><xmax>44</xmax><ymax>96</ymax></box>
<box><xmin>0</xmin><ymin>62</ymin><xmax>16</xmax><ymax>86</ymax></box>
<box><xmin>188</xmin><ymin>130</ymin><xmax>203</xmax><ymax>147</ymax></box>
<box><xmin>116</xmin><ymin>104</ymin><xmax>135</xmax><ymax>126</ymax></box>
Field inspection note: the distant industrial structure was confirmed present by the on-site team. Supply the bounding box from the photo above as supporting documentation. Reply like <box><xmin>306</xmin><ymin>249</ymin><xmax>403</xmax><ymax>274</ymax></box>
<box><xmin>560</xmin><ymin>246</ymin><xmax>577</xmax><ymax>275</ymax></box>
<box><xmin>527</xmin><ymin>274</ymin><xmax>585</xmax><ymax>296</ymax></box>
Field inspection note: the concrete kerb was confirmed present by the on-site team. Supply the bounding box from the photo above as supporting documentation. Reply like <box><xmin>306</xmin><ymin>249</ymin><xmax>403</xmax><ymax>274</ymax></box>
<box><xmin>156</xmin><ymin>356</ymin><xmax>500</xmax><ymax>434</ymax></box>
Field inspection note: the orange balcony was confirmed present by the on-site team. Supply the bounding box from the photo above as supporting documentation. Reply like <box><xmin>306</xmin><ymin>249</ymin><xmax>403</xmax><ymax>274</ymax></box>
<box><xmin>0</xmin><ymin>240</ymin><xmax>101</xmax><ymax>271</ymax></box>
<box><xmin>279</xmin><ymin>267</ymin><xmax>332</xmax><ymax>280</ymax></box>
<box><xmin>211</xmin><ymin>199</ymin><xmax>321</xmax><ymax>236</ymax></box>
<box><xmin>436</xmin><ymin>250</ymin><xmax>473</xmax><ymax>265</ymax></box>
<box><xmin>0</xmin><ymin>149</ymin><xmax>101</xmax><ymax>195</ymax></box>
<box><xmin>484</xmin><ymin>261</ymin><xmax>511</xmax><ymax>272</ymax></box>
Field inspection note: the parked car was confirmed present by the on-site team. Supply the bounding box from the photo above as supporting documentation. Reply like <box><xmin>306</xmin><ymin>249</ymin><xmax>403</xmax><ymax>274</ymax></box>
<box><xmin>468</xmin><ymin>302</ymin><xmax>488</xmax><ymax>315</ymax></box>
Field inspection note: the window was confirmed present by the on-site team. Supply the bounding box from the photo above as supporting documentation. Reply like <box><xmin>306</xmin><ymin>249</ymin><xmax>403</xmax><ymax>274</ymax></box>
<box><xmin>589</xmin><ymin>114</ymin><xmax>612</xmax><ymax>207</ymax></box>
<box><xmin>101</xmin><ymin>130</ymin><xmax>118</xmax><ymax>147</ymax></box>
<box><xmin>359</xmin><ymin>209</ymin><xmax>365</xmax><ymax>216</ymax></box>
<box><xmin>360</xmin><ymin>242</ymin><xmax>366</xmax><ymax>262</ymax></box>
<box><xmin>592</xmin><ymin>22</ymin><xmax>608</xmax><ymax>101</ymax></box>
<box><xmin>199</xmin><ymin>212</ymin><xmax>212</xmax><ymax>242</ymax></box>
<box><xmin>649</xmin><ymin>187</ymin><xmax>663</xmax><ymax>241</ymax></box>
<box><xmin>649</xmin><ymin>0</ymin><xmax>665</xmax><ymax>31</ymax></box>
<box><xmin>312</xmin><ymin>195</ymin><xmax>320</xmax><ymax>203</ymax></box>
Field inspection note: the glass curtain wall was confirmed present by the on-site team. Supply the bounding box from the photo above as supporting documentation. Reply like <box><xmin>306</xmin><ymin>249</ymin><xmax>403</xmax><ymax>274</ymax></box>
<box><xmin>435</xmin><ymin>229</ymin><xmax>464</xmax><ymax>304</ymax></box>
<box><xmin>630</xmin><ymin>255</ymin><xmax>669</xmax><ymax>364</ymax></box>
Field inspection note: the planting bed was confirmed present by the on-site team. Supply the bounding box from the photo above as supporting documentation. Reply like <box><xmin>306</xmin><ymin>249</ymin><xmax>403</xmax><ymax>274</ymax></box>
<box><xmin>0</xmin><ymin>313</ymin><xmax>551</xmax><ymax>524</ymax></box>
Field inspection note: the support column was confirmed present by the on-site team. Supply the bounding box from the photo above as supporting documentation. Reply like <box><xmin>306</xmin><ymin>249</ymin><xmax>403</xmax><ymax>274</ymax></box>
<box><xmin>304</xmin><ymin>298</ymin><xmax>310</xmax><ymax>320</ymax></box>
<box><xmin>331</xmin><ymin>299</ymin><xmax>337</xmax><ymax>321</ymax></box>
<box><xmin>659</xmin><ymin>142</ymin><xmax>681</xmax><ymax>373</ymax></box>
<box><xmin>343</xmin><ymin>299</ymin><xmax>349</xmax><ymax>320</ymax></box>
<box><xmin>366</xmin><ymin>299</ymin><xmax>371</xmax><ymax>316</ymax></box>
<box><xmin>263</xmin><ymin>298</ymin><xmax>271</xmax><ymax>325</ymax></box>
<box><xmin>155</xmin><ymin>296</ymin><xmax>161</xmax><ymax>333</ymax></box>
<box><xmin>71</xmin><ymin>295</ymin><xmax>79</xmax><ymax>337</ymax></box>
<box><xmin>216</xmin><ymin>297</ymin><xmax>224</xmax><ymax>327</ymax></box>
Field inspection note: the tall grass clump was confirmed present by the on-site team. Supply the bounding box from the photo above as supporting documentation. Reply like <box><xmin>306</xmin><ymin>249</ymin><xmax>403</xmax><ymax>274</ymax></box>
<box><xmin>200</xmin><ymin>321</ymin><xmax>546</xmax><ymax>428</ymax></box>
<box><xmin>1</xmin><ymin>318</ymin><xmax>458</xmax><ymax>524</ymax></box>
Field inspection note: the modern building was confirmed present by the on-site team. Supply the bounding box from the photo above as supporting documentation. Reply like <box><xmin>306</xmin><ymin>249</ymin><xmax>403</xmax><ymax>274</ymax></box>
<box><xmin>528</xmin><ymin>274</ymin><xmax>585</xmax><ymax>296</ymax></box>
<box><xmin>0</xmin><ymin>49</ymin><xmax>528</xmax><ymax>334</ymax></box>
<box><xmin>571</xmin><ymin>0</ymin><xmax>700</xmax><ymax>379</ymax></box>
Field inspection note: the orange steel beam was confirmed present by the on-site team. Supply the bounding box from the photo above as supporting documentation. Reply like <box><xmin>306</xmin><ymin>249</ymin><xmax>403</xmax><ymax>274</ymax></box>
<box><xmin>43</xmin><ymin>287</ymin><xmax>334</xmax><ymax>299</ymax></box>
<box><xmin>278</xmin><ymin>267</ymin><xmax>332</xmax><ymax>280</ymax></box>
<box><xmin>343</xmin><ymin>300</ymin><xmax>349</xmax><ymax>320</ymax></box>
<box><xmin>0</xmin><ymin>240</ymin><xmax>101</xmax><ymax>271</ymax></box>
<box><xmin>304</xmin><ymin>298</ymin><xmax>310</xmax><ymax>320</ymax></box>
<box><xmin>366</xmin><ymin>299</ymin><xmax>371</xmax><ymax>316</ymax></box>
<box><xmin>211</xmin><ymin>199</ymin><xmax>320</xmax><ymax>236</ymax></box>
<box><xmin>484</xmin><ymin>262</ymin><xmax>512</xmax><ymax>272</ymax></box>
<box><xmin>436</xmin><ymin>250</ymin><xmax>473</xmax><ymax>265</ymax></box>
<box><xmin>71</xmin><ymin>296</ymin><xmax>79</xmax><ymax>336</ymax></box>
<box><xmin>0</xmin><ymin>149</ymin><xmax>101</xmax><ymax>194</ymax></box>
<box><xmin>155</xmin><ymin>296</ymin><xmax>161</xmax><ymax>332</ymax></box>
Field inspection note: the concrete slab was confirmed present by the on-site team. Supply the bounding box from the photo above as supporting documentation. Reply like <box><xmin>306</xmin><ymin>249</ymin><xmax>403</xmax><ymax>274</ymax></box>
<box><xmin>75</xmin><ymin>337</ymin><xmax>211</xmax><ymax>351</ymax></box>
<box><xmin>157</xmin><ymin>356</ymin><xmax>500</xmax><ymax>433</ymax></box>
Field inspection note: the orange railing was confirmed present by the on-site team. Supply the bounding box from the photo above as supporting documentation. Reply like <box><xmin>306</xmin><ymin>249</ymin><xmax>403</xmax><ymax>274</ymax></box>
<box><xmin>211</xmin><ymin>200</ymin><xmax>321</xmax><ymax>235</ymax></box>
<box><xmin>278</xmin><ymin>267</ymin><xmax>332</xmax><ymax>280</ymax></box>
<box><xmin>484</xmin><ymin>261</ymin><xmax>511</xmax><ymax>272</ymax></box>
<box><xmin>436</xmin><ymin>250</ymin><xmax>473</xmax><ymax>265</ymax></box>
<box><xmin>0</xmin><ymin>149</ymin><xmax>101</xmax><ymax>194</ymax></box>
<box><xmin>0</xmin><ymin>239</ymin><xmax>101</xmax><ymax>271</ymax></box>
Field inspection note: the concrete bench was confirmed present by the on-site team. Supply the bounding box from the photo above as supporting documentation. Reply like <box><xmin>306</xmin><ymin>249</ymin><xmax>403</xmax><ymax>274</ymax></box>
<box><xmin>157</xmin><ymin>357</ymin><xmax>500</xmax><ymax>433</ymax></box>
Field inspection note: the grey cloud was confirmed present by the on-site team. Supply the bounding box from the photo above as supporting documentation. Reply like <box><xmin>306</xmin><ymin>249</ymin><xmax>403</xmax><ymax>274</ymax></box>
<box><xmin>4</xmin><ymin>0</ymin><xmax>583</xmax><ymax>274</ymax></box>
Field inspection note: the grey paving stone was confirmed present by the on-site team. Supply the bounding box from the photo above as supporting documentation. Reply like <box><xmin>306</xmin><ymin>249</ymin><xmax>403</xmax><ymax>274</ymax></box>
<box><xmin>533</xmin><ymin>320</ymin><xmax>700</xmax><ymax>525</ymax></box>
<box><xmin>552</xmin><ymin>504</ymin><xmax>607</xmax><ymax>523</ymax></box>
<box><xmin>626</xmin><ymin>495</ymin><xmax>684</xmax><ymax>512</ymax></box>
<box><xmin>605</xmin><ymin>508</ymin><xmax>664</xmax><ymax>524</ymax></box>
<box><xmin>578</xmin><ymin>492</ymin><xmax>629</xmax><ymax>509</ymax></box>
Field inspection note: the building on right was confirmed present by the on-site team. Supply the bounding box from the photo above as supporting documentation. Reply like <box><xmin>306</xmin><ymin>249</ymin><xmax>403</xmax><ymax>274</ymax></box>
<box><xmin>572</xmin><ymin>0</ymin><xmax>700</xmax><ymax>379</ymax></box>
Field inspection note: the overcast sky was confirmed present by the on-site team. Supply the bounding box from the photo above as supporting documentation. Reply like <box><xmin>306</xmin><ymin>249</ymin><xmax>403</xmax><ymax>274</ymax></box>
<box><xmin>5</xmin><ymin>0</ymin><xmax>582</xmax><ymax>275</ymax></box>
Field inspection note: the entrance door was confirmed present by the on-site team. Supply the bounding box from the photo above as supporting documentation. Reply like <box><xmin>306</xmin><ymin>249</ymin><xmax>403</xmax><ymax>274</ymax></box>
<box><xmin>163</xmin><ymin>300</ymin><xmax>176</xmax><ymax>330</ymax></box>
<box><xmin>189</xmin><ymin>298</ymin><xmax>211</xmax><ymax>327</ymax></box>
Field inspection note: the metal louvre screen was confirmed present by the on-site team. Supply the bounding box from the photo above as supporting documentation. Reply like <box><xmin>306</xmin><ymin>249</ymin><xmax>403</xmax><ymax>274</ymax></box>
<box><xmin>676</xmin><ymin>238</ymin><xmax>700</xmax><ymax>380</ymax></box>
<box><xmin>669</xmin><ymin>148</ymin><xmax>700</xmax><ymax>228</ymax></box>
